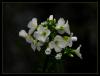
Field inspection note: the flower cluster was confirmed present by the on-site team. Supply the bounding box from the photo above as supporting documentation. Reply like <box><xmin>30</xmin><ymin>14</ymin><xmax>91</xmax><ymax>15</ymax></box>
<box><xmin>19</xmin><ymin>15</ymin><xmax>82</xmax><ymax>60</ymax></box>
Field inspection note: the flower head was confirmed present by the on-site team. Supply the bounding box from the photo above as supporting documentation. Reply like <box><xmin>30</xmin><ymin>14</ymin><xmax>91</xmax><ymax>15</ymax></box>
<box><xmin>55</xmin><ymin>18</ymin><xmax>70</xmax><ymax>35</ymax></box>
<box><xmin>34</xmin><ymin>25</ymin><xmax>50</xmax><ymax>42</ymax></box>
<box><xmin>65</xmin><ymin>33</ymin><xmax>73</xmax><ymax>47</ymax></box>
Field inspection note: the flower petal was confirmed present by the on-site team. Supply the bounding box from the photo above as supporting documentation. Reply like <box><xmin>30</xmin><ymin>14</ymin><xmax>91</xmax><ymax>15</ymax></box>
<box><xmin>49</xmin><ymin>41</ymin><xmax>55</xmax><ymax>49</ymax></box>
<box><xmin>54</xmin><ymin>45</ymin><xmax>62</xmax><ymax>53</ymax></box>
<box><xmin>66</xmin><ymin>38</ymin><xmax>73</xmax><ymax>47</ymax></box>
<box><xmin>37</xmin><ymin>25</ymin><xmax>44</xmax><ymax>32</ymax></box>
<box><xmin>58</xmin><ymin>40</ymin><xmax>66</xmax><ymax>48</ymax></box>
<box><xmin>45</xmin><ymin>29</ymin><xmax>50</xmax><ymax>37</ymax></box>
<box><xmin>33</xmin><ymin>31</ymin><xmax>45</xmax><ymax>42</ymax></box>
<box><xmin>57</xmin><ymin>18</ymin><xmax>65</xmax><ymax>26</ymax></box>
<box><xmin>64</xmin><ymin>20</ymin><xmax>70</xmax><ymax>35</ymax></box>
<box><xmin>28</xmin><ymin>28</ymin><xmax>34</xmax><ymax>35</ymax></box>
<box><xmin>19</xmin><ymin>30</ymin><xmax>28</xmax><ymax>38</ymax></box>
<box><xmin>54</xmin><ymin>35</ymin><xmax>66</xmax><ymax>48</ymax></box>
<box><xmin>37</xmin><ymin>46</ymin><xmax>41</xmax><ymax>51</ymax></box>
<box><xmin>28</xmin><ymin>18</ymin><xmax>37</xmax><ymax>29</ymax></box>
<box><xmin>31</xmin><ymin>43</ymin><xmax>36</xmax><ymax>51</ymax></box>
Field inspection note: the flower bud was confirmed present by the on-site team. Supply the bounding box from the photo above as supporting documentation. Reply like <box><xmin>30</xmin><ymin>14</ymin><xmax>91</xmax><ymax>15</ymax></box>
<box><xmin>49</xmin><ymin>15</ymin><xmax>53</xmax><ymax>20</ymax></box>
<box><xmin>19</xmin><ymin>30</ymin><xmax>28</xmax><ymax>38</ymax></box>
<box><xmin>71</xmin><ymin>36</ymin><xmax>77</xmax><ymax>41</ymax></box>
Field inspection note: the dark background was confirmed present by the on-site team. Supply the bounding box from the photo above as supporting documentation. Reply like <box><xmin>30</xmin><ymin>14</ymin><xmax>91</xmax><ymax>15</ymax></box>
<box><xmin>3</xmin><ymin>2</ymin><xmax>97</xmax><ymax>73</ymax></box>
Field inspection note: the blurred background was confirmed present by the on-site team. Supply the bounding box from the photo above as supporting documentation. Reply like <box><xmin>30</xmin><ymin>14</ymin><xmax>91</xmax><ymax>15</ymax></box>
<box><xmin>3</xmin><ymin>2</ymin><xmax>97</xmax><ymax>73</ymax></box>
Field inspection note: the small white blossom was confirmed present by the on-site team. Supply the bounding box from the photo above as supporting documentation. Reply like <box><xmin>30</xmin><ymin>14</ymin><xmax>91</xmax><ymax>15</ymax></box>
<box><xmin>56</xmin><ymin>18</ymin><xmax>70</xmax><ymax>35</ymax></box>
<box><xmin>49</xmin><ymin>15</ymin><xmax>53</xmax><ymax>20</ymax></box>
<box><xmin>55</xmin><ymin>18</ymin><xmax>65</xmax><ymax>34</ymax></box>
<box><xmin>66</xmin><ymin>38</ymin><xmax>73</xmax><ymax>47</ymax></box>
<box><xmin>45</xmin><ymin>48</ymin><xmax>51</xmax><ymax>55</ymax></box>
<box><xmin>49</xmin><ymin>40</ymin><xmax>62</xmax><ymax>53</ymax></box>
<box><xmin>66</xmin><ymin>33</ymin><xmax>78</xmax><ymax>47</ymax></box>
<box><xmin>55</xmin><ymin>53</ymin><xmax>62</xmax><ymax>60</ymax></box>
<box><xmin>19</xmin><ymin>30</ymin><xmax>28</xmax><ymax>38</ymax></box>
<box><xmin>34</xmin><ymin>25</ymin><xmax>50</xmax><ymax>42</ymax></box>
<box><xmin>73</xmin><ymin>44</ymin><xmax>82</xmax><ymax>59</ymax></box>
<box><xmin>28</xmin><ymin>18</ymin><xmax>37</xmax><ymax>35</ymax></box>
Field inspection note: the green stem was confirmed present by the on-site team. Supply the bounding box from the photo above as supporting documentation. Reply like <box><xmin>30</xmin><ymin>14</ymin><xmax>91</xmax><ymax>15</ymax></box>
<box><xmin>43</xmin><ymin>55</ymin><xmax>49</xmax><ymax>72</ymax></box>
<box><xmin>56</xmin><ymin>60</ymin><xmax>64</xmax><ymax>73</ymax></box>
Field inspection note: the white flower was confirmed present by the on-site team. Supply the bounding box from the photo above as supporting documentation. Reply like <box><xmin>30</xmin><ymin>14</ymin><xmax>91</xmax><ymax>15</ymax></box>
<box><xmin>55</xmin><ymin>53</ymin><xmax>62</xmax><ymax>60</ymax></box>
<box><xmin>19</xmin><ymin>30</ymin><xmax>28</xmax><ymax>38</ymax></box>
<box><xmin>34</xmin><ymin>25</ymin><xmax>50</xmax><ymax>42</ymax></box>
<box><xmin>31</xmin><ymin>41</ymin><xmax>43</xmax><ymax>51</ymax></box>
<box><xmin>49</xmin><ymin>15</ymin><xmax>53</xmax><ymax>20</ymax></box>
<box><xmin>55</xmin><ymin>18</ymin><xmax>70</xmax><ymax>35</ymax></box>
<box><xmin>27</xmin><ymin>18</ymin><xmax>37</xmax><ymax>35</ymax></box>
<box><xmin>49</xmin><ymin>35</ymin><xmax>66</xmax><ymax>53</ymax></box>
<box><xmin>45</xmin><ymin>48</ymin><xmax>51</xmax><ymax>55</ymax></box>
<box><xmin>73</xmin><ymin>44</ymin><xmax>82</xmax><ymax>59</ymax></box>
